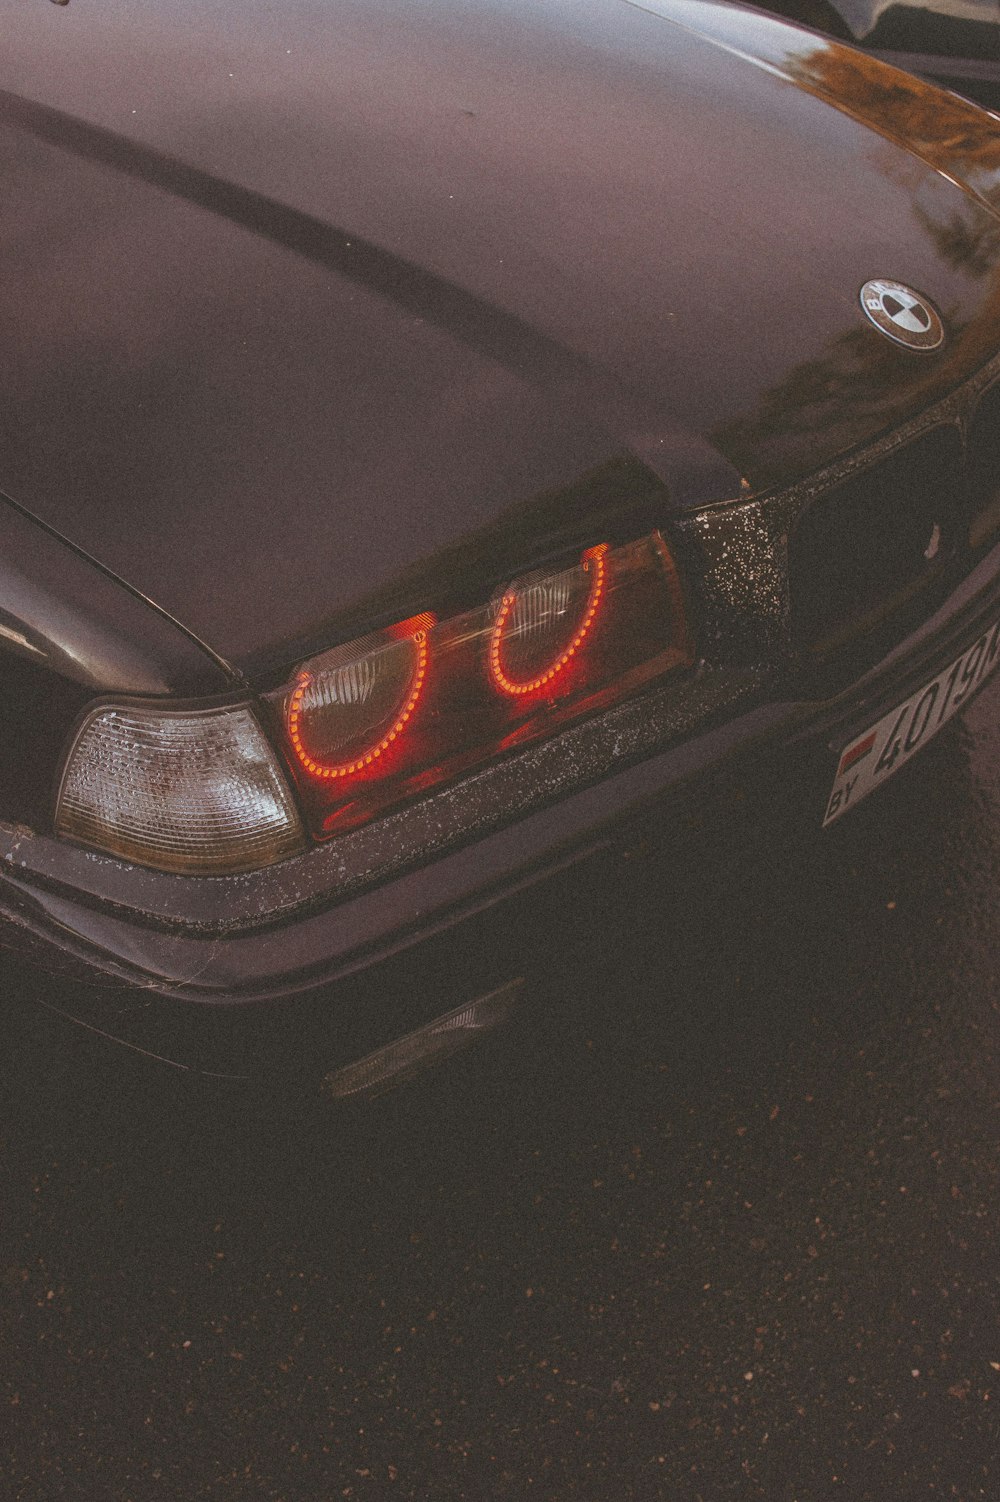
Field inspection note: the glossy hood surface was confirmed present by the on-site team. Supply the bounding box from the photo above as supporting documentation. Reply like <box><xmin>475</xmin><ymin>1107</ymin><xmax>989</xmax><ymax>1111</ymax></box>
<box><xmin>2</xmin><ymin>0</ymin><xmax>1000</xmax><ymax>677</ymax></box>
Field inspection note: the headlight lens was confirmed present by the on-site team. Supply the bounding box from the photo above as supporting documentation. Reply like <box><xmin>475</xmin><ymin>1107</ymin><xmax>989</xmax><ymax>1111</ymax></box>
<box><xmin>489</xmin><ymin>545</ymin><xmax>608</xmax><ymax>695</ymax></box>
<box><xmin>287</xmin><ymin>617</ymin><xmax>431</xmax><ymax>779</ymax></box>
<box><xmin>56</xmin><ymin>704</ymin><xmax>307</xmax><ymax>875</ymax></box>
<box><xmin>268</xmin><ymin>531</ymin><xmax>694</xmax><ymax>840</ymax></box>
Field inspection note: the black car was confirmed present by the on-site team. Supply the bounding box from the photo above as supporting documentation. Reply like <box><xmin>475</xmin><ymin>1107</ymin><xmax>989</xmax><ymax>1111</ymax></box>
<box><xmin>2</xmin><ymin>0</ymin><xmax>1000</xmax><ymax>1095</ymax></box>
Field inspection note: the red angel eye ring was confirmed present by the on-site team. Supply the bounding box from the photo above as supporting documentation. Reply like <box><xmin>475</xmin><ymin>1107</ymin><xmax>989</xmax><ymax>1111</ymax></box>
<box><xmin>489</xmin><ymin>543</ymin><xmax>608</xmax><ymax>697</ymax></box>
<box><xmin>287</xmin><ymin>626</ymin><xmax>429</xmax><ymax>780</ymax></box>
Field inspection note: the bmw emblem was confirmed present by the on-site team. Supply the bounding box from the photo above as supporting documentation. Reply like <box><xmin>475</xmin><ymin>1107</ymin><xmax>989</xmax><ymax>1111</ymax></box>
<box><xmin>860</xmin><ymin>280</ymin><xmax>945</xmax><ymax>351</ymax></box>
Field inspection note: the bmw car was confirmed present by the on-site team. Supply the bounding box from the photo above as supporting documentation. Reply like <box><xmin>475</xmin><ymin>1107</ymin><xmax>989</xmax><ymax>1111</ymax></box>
<box><xmin>2</xmin><ymin>0</ymin><xmax>1000</xmax><ymax>1094</ymax></box>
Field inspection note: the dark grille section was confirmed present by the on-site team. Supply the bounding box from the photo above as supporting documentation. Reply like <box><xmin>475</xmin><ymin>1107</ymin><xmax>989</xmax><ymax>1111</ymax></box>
<box><xmin>968</xmin><ymin>381</ymin><xmax>1000</xmax><ymax>551</ymax></box>
<box><xmin>789</xmin><ymin>425</ymin><xmax>963</xmax><ymax>658</ymax></box>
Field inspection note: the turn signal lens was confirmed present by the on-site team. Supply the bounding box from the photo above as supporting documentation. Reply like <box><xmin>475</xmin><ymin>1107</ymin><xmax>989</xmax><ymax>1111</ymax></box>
<box><xmin>56</xmin><ymin>705</ymin><xmax>307</xmax><ymax>875</ymax></box>
<box><xmin>268</xmin><ymin>532</ymin><xmax>693</xmax><ymax>839</ymax></box>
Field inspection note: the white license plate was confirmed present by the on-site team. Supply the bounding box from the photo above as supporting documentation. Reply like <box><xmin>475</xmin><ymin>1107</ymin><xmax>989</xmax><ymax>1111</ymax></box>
<box><xmin>823</xmin><ymin>618</ymin><xmax>1000</xmax><ymax>827</ymax></box>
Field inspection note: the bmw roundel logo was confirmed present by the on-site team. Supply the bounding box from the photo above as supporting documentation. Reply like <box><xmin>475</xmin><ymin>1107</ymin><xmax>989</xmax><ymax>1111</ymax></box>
<box><xmin>860</xmin><ymin>280</ymin><xmax>945</xmax><ymax>351</ymax></box>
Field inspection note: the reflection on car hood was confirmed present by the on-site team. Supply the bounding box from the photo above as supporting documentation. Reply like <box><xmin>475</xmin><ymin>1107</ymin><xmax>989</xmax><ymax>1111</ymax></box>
<box><xmin>1</xmin><ymin>0</ymin><xmax>1000</xmax><ymax>677</ymax></box>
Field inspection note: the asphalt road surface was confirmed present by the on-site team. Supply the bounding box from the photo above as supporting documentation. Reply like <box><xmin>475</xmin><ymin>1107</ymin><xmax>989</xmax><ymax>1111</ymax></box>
<box><xmin>2</xmin><ymin>682</ymin><xmax>1000</xmax><ymax>1501</ymax></box>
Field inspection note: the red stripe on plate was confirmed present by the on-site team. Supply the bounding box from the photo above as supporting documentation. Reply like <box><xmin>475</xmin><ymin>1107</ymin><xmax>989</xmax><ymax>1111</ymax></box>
<box><xmin>839</xmin><ymin>731</ymin><xmax>877</xmax><ymax>775</ymax></box>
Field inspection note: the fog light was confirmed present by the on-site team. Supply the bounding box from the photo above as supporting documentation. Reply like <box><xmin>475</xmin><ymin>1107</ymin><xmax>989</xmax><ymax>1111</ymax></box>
<box><xmin>324</xmin><ymin>978</ymin><xmax>525</xmax><ymax>1099</ymax></box>
<box><xmin>56</xmin><ymin>704</ymin><xmax>307</xmax><ymax>875</ymax></box>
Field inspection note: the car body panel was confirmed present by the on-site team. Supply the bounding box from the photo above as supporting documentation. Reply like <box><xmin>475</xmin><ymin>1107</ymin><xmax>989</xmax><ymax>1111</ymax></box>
<box><xmin>3</xmin><ymin>0</ymin><xmax>1000</xmax><ymax>677</ymax></box>
<box><xmin>0</xmin><ymin>496</ymin><xmax>229</xmax><ymax>696</ymax></box>
<box><xmin>3</xmin><ymin>0</ymin><xmax>1000</xmax><ymax>1086</ymax></box>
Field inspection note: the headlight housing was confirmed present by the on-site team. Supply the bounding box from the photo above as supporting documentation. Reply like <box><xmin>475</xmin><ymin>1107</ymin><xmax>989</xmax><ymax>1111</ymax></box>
<box><xmin>54</xmin><ymin>529</ymin><xmax>694</xmax><ymax>875</ymax></box>
<box><xmin>266</xmin><ymin>530</ymin><xmax>694</xmax><ymax>840</ymax></box>
<box><xmin>55</xmin><ymin>704</ymin><xmax>307</xmax><ymax>875</ymax></box>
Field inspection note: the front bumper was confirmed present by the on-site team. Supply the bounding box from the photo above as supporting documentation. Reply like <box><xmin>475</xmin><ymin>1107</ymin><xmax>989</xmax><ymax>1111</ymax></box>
<box><xmin>3</xmin><ymin>533</ymin><xmax>1000</xmax><ymax>1088</ymax></box>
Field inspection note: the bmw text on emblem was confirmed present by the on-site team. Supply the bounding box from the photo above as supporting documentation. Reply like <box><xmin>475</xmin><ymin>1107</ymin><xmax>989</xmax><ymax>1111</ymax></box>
<box><xmin>860</xmin><ymin>280</ymin><xmax>945</xmax><ymax>351</ymax></box>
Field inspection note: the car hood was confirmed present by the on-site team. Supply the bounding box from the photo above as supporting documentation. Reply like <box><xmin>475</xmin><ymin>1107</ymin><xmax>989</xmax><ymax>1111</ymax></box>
<box><xmin>2</xmin><ymin>0</ymin><xmax>1000</xmax><ymax>679</ymax></box>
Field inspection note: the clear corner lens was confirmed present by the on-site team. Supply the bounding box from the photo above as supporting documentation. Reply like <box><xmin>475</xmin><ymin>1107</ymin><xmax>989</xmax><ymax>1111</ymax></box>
<box><xmin>56</xmin><ymin>705</ymin><xmax>307</xmax><ymax>875</ymax></box>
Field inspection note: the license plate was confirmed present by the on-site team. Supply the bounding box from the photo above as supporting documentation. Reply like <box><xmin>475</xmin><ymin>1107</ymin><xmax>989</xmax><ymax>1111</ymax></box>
<box><xmin>823</xmin><ymin>618</ymin><xmax>1000</xmax><ymax>827</ymax></box>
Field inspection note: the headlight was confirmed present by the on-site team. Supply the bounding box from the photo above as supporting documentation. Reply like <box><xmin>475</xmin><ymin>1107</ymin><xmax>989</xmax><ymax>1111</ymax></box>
<box><xmin>54</xmin><ymin>530</ymin><xmax>694</xmax><ymax>872</ymax></box>
<box><xmin>266</xmin><ymin>530</ymin><xmax>694</xmax><ymax>840</ymax></box>
<box><xmin>56</xmin><ymin>704</ymin><xmax>307</xmax><ymax>875</ymax></box>
<box><xmin>286</xmin><ymin>619</ymin><xmax>431</xmax><ymax>781</ymax></box>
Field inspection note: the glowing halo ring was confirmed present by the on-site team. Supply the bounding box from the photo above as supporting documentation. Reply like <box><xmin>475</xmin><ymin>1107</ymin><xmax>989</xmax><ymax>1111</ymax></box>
<box><xmin>287</xmin><ymin>630</ymin><xmax>428</xmax><ymax>779</ymax></box>
<box><xmin>489</xmin><ymin>544</ymin><xmax>608</xmax><ymax>697</ymax></box>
